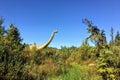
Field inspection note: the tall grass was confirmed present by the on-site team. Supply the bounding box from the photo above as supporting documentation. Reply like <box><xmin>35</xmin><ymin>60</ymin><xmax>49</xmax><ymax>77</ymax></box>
<box><xmin>59</xmin><ymin>65</ymin><xmax>86</xmax><ymax>80</ymax></box>
<box><xmin>47</xmin><ymin>63</ymin><xmax>101</xmax><ymax>80</ymax></box>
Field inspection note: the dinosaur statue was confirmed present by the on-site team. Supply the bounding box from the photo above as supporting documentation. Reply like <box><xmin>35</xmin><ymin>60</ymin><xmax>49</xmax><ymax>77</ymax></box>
<box><xmin>29</xmin><ymin>30</ymin><xmax>58</xmax><ymax>50</ymax></box>
<box><xmin>38</xmin><ymin>30</ymin><xmax>58</xmax><ymax>49</ymax></box>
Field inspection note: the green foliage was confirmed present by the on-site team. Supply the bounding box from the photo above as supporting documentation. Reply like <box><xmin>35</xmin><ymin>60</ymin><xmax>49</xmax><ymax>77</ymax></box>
<box><xmin>22</xmin><ymin>46</ymin><xmax>64</xmax><ymax>79</ymax></box>
<box><xmin>83</xmin><ymin>19</ymin><xmax>120</xmax><ymax>80</ymax></box>
<box><xmin>59</xmin><ymin>65</ymin><xmax>88</xmax><ymax>80</ymax></box>
<box><xmin>97</xmin><ymin>46</ymin><xmax>120</xmax><ymax>80</ymax></box>
<box><xmin>79</xmin><ymin>42</ymin><xmax>92</xmax><ymax>60</ymax></box>
<box><xmin>60</xmin><ymin>46</ymin><xmax>73</xmax><ymax>57</ymax></box>
<box><xmin>47</xmin><ymin>64</ymin><xmax>101</xmax><ymax>80</ymax></box>
<box><xmin>83</xmin><ymin>18</ymin><xmax>107</xmax><ymax>49</ymax></box>
<box><xmin>0</xmin><ymin>18</ymin><xmax>120</xmax><ymax>80</ymax></box>
<box><xmin>115</xmin><ymin>31</ymin><xmax>120</xmax><ymax>41</ymax></box>
<box><xmin>114</xmin><ymin>31</ymin><xmax>120</xmax><ymax>46</ymax></box>
<box><xmin>110</xmin><ymin>27</ymin><xmax>114</xmax><ymax>45</ymax></box>
<box><xmin>0</xmin><ymin>22</ymin><xmax>26</xmax><ymax>79</ymax></box>
<box><xmin>58</xmin><ymin>46</ymin><xmax>78</xmax><ymax>63</ymax></box>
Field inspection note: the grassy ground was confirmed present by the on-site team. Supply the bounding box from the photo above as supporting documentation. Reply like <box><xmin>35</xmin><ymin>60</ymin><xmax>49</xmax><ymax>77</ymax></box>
<box><xmin>46</xmin><ymin>63</ymin><xmax>101</xmax><ymax>80</ymax></box>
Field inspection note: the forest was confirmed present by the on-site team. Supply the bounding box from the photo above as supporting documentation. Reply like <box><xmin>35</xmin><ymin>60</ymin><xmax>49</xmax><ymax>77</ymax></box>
<box><xmin>0</xmin><ymin>18</ymin><xmax>120</xmax><ymax>80</ymax></box>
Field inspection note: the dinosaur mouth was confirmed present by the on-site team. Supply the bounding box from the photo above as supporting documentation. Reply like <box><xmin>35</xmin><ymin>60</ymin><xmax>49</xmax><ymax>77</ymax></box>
<box><xmin>54</xmin><ymin>30</ymin><xmax>58</xmax><ymax>33</ymax></box>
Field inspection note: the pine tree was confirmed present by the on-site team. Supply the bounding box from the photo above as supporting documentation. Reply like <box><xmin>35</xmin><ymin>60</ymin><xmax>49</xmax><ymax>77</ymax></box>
<box><xmin>82</xmin><ymin>18</ymin><xmax>107</xmax><ymax>47</ymax></box>
<box><xmin>0</xmin><ymin>18</ymin><xmax>6</xmax><ymax>79</ymax></box>
<box><xmin>6</xmin><ymin>23</ymin><xmax>24</xmax><ymax>79</ymax></box>
<box><xmin>115</xmin><ymin>31</ymin><xmax>120</xmax><ymax>46</ymax></box>
<box><xmin>110</xmin><ymin>27</ymin><xmax>114</xmax><ymax>45</ymax></box>
<box><xmin>0</xmin><ymin>22</ymin><xmax>25</xmax><ymax>79</ymax></box>
<box><xmin>6</xmin><ymin>23</ymin><xmax>23</xmax><ymax>52</ymax></box>
<box><xmin>115</xmin><ymin>31</ymin><xmax>120</xmax><ymax>39</ymax></box>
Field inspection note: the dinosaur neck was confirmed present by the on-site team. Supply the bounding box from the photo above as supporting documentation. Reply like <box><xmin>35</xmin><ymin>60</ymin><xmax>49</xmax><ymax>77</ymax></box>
<box><xmin>38</xmin><ymin>32</ymin><xmax>56</xmax><ymax>49</ymax></box>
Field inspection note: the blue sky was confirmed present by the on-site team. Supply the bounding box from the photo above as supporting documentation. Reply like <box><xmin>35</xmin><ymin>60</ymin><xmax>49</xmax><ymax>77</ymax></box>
<box><xmin>0</xmin><ymin>0</ymin><xmax>120</xmax><ymax>48</ymax></box>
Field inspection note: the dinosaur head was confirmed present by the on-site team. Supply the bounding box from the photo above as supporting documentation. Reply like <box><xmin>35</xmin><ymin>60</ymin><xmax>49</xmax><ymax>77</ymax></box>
<box><xmin>53</xmin><ymin>30</ymin><xmax>58</xmax><ymax>33</ymax></box>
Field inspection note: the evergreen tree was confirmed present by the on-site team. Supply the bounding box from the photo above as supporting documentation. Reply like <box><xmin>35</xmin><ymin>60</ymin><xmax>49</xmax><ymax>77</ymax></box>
<box><xmin>0</xmin><ymin>22</ymin><xmax>25</xmax><ymax>79</ymax></box>
<box><xmin>99</xmin><ymin>30</ymin><xmax>107</xmax><ymax>46</ymax></box>
<box><xmin>115</xmin><ymin>31</ymin><xmax>120</xmax><ymax>39</ymax></box>
<box><xmin>0</xmin><ymin>17</ymin><xmax>5</xmax><ymax>40</ymax></box>
<box><xmin>0</xmin><ymin>18</ymin><xmax>6</xmax><ymax>79</ymax></box>
<box><xmin>82</xmin><ymin>18</ymin><xmax>107</xmax><ymax>49</ymax></box>
<box><xmin>6</xmin><ymin>23</ymin><xmax>23</xmax><ymax>52</ymax></box>
<box><xmin>110</xmin><ymin>27</ymin><xmax>114</xmax><ymax>45</ymax></box>
<box><xmin>115</xmin><ymin>31</ymin><xmax>120</xmax><ymax>46</ymax></box>
<box><xmin>83</xmin><ymin>19</ymin><xmax>120</xmax><ymax>80</ymax></box>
